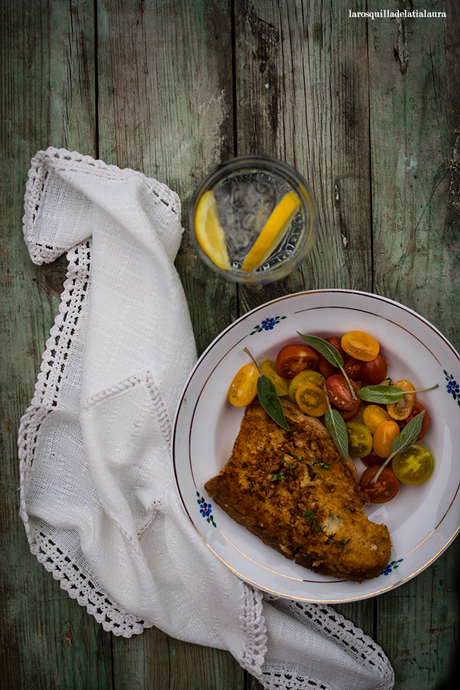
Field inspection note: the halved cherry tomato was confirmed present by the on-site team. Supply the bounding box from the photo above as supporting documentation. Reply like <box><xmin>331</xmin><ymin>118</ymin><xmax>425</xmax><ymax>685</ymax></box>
<box><xmin>398</xmin><ymin>402</ymin><xmax>429</xmax><ymax>440</ymax></box>
<box><xmin>227</xmin><ymin>364</ymin><xmax>259</xmax><ymax>407</ymax></box>
<box><xmin>387</xmin><ymin>380</ymin><xmax>415</xmax><ymax>421</ymax></box>
<box><xmin>391</xmin><ymin>444</ymin><xmax>434</xmax><ymax>485</ymax></box>
<box><xmin>359</xmin><ymin>354</ymin><xmax>388</xmax><ymax>385</ymax></box>
<box><xmin>295</xmin><ymin>383</ymin><xmax>328</xmax><ymax>417</ymax></box>
<box><xmin>275</xmin><ymin>344</ymin><xmax>320</xmax><ymax>379</ymax></box>
<box><xmin>373</xmin><ymin>419</ymin><xmax>400</xmax><ymax>458</ymax></box>
<box><xmin>325</xmin><ymin>374</ymin><xmax>360</xmax><ymax>411</ymax></box>
<box><xmin>346</xmin><ymin>421</ymin><xmax>373</xmax><ymax>458</ymax></box>
<box><xmin>260</xmin><ymin>360</ymin><xmax>289</xmax><ymax>397</ymax></box>
<box><xmin>341</xmin><ymin>331</ymin><xmax>380</xmax><ymax>362</ymax></box>
<box><xmin>288</xmin><ymin>369</ymin><xmax>325</xmax><ymax>402</ymax></box>
<box><xmin>360</xmin><ymin>465</ymin><xmax>400</xmax><ymax>503</ymax></box>
<box><xmin>361</xmin><ymin>449</ymin><xmax>385</xmax><ymax>468</ymax></box>
<box><xmin>343</xmin><ymin>357</ymin><xmax>362</xmax><ymax>380</ymax></box>
<box><xmin>362</xmin><ymin>404</ymin><xmax>392</xmax><ymax>435</ymax></box>
<box><xmin>332</xmin><ymin>400</ymin><xmax>361</xmax><ymax>421</ymax></box>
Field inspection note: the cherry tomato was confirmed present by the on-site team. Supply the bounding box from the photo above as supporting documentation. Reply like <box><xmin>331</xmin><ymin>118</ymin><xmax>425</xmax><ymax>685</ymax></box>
<box><xmin>332</xmin><ymin>400</ymin><xmax>361</xmax><ymax>421</ymax></box>
<box><xmin>276</xmin><ymin>344</ymin><xmax>320</xmax><ymax>379</ymax></box>
<box><xmin>387</xmin><ymin>380</ymin><xmax>415</xmax><ymax>421</ymax></box>
<box><xmin>361</xmin><ymin>449</ymin><xmax>385</xmax><ymax>468</ymax></box>
<box><xmin>346</xmin><ymin>421</ymin><xmax>373</xmax><ymax>458</ymax></box>
<box><xmin>391</xmin><ymin>444</ymin><xmax>434</xmax><ymax>485</ymax></box>
<box><xmin>228</xmin><ymin>364</ymin><xmax>259</xmax><ymax>407</ymax></box>
<box><xmin>343</xmin><ymin>356</ymin><xmax>362</xmax><ymax>380</ymax></box>
<box><xmin>319</xmin><ymin>354</ymin><xmax>338</xmax><ymax>379</ymax></box>
<box><xmin>360</xmin><ymin>466</ymin><xmax>400</xmax><ymax>503</ymax></box>
<box><xmin>362</xmin><ymin>404</ymin><xmax>392</xmax><ymax>435</ymax></box>
<box><xmin>326</xmin><ymin>337</ymin><xmax>346</xmax><ymax>359</ymax></box>
<box><xmin>373</xmin><ymin>419</ymin><xmax>400</xmax><ymax>458</ymax></box>
<box><xmin>288</xmin><ymin>369</ymin><xmax>325</xmax><ymax>402</ymax></box>
<box><xmin>260</xmin><ymin>360</ymin><xmax>289</xmax><ymax>397</ymax></box>
<box><xmin>341</xmin><ymin>331</ymin><xmax>380</xmax><ymax>362</ymax></box>
<box><xmin>295</xmin><ymin>384</ymin><xmax>328</xmax><ymax>417</ymax></box>
<box><xmin>359</xmin><ymin>354</ymin><xmax>388</xmax><ymax>386</ymax></box>
<box><xmin>325</xmin><ymin>374</ymin><xmax>360</xmax><ymax>411</ymax></box>
<box><xmin>398</xmin><ymin>402</ymin><xmax>429</xmax><ymax>441</ymax></box>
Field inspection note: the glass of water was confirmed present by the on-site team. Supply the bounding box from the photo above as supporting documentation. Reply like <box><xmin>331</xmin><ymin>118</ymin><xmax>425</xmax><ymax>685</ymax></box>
<box><xmin>189</xmin><ymin>155</ymin><xmax>318</xmax><ymax>284</ymax></box>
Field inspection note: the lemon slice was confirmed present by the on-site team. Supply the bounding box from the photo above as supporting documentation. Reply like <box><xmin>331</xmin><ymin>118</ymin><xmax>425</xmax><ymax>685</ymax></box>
<box><xmin>241</xmin><ymin>190</ymin><xmax>300</xmax><ymax>272</ymax></box>
<box><xmin>195</xmin><ymin>190</ymin><xmax>231</xmax><ymax>270</ymax></box>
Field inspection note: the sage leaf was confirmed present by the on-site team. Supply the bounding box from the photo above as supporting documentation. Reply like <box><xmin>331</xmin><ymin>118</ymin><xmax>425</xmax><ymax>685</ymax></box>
<box><xmin>297</xmin><ymin>333</ymin><xmax>344</xmax><ymax>367</ymax></box>
<box><xmin>257</xmin><ymin>375</ymin><xmax>289</xmax><ymax>431</ymax></box>
<box><xmin>359</xmin><ymin>385</ymin><xmax>404</xmax><ymax>404</ymax></box>
<box><xmin>372</xmin><ymin>411</ymin><xmax>426</xmax><ymax>483</ymax></box>
<box><xmin>324</xmin><ymin>408</ymin><xmax>349</xmax><ymax>461</ymax></box>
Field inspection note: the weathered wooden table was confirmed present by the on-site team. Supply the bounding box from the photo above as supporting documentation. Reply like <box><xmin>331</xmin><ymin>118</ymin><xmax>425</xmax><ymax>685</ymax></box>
<box><xmin>1</xmin><ymin>1</ymin><xmax>459</xmax><ymax>688</ymax></box>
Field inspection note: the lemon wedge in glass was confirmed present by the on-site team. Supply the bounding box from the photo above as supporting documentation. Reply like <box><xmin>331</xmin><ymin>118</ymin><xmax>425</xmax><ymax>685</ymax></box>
<box><xmin>194</xmin><ymin>190</ymin><xmax>231</xmax><ymax>270</ymax></box>
<box><xmin>241</xmin><ymin>190</ymin><xmax>300</xmax><ymax>272</ymax></box>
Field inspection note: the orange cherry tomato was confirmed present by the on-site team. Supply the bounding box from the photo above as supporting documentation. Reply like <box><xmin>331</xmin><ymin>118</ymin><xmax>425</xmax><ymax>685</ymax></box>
<box><xmin>373</xmin><ymin>419</ymin><xmax>400</xmax><ymax>458</ymax></box>
<box><xmin>398</xmin><ymin>402</ymin><xmax>429</xmax><ymax>440</ymax></box>
<box><xmin>341</xmin><ymin>331</ymin><xmax>380</xmax><ymax>362</ymax></box>
<box><xmin>362</xmin><ymin>404</ymin><xmax>392</xmax><ymax>435</ymax></box>
<box><xmin>227</xmin><ymin>364</ymin><xmax>259</xmax><ymax>407</ymax></box>
<box><xmin>387</xmin><ymin>380</ymin><xmax>415</xmax><ymax>421</ymax></box>
<box><xmin>275</xmin><ymin>344</ymin><xmax>320</xmax><ymax>379</ymax></box>
<box><xmin>295</xmin><ymin>383</ymin><xmax>328</xmax><ymax>417</ymax></box>
<box><xmin>360</xmin><ymin>466</ymin><xmax>400</xmax><ymax>503</ymax></box>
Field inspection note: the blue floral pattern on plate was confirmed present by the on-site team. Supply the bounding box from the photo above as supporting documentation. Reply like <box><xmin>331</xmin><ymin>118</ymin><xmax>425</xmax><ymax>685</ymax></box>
<box><xmin>196</xmin><ymin>492</ymin><xmax>216</xmax><ymax>527</ymax></box>
<box><xmin>376</xmin><ymin>559</ymin><xmax>404</xmax><ymax>577</ymax></box>
<box><xmin>250</xmin><ymin>315</ymin><xmax>286</xmax><ymax>335</ymax></box>
<box><xmin>444</xmin><ymin>370</ymin><xmax>460</xmax><ymax>406</ymax></box>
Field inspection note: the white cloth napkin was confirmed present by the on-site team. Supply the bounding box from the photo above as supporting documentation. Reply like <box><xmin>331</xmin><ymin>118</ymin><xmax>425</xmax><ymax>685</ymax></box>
<box><xmin>18</xmin><ymin>148</ymin><xmax>394</xmax><ymax>690</ymax></box>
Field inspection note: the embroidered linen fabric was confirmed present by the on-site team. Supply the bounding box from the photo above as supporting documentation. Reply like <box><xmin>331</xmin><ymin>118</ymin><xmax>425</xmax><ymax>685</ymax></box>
<box><xmin>18</xmin><ymin>148</ymin><xmax>394</xmax><ymax>690</ymax></box>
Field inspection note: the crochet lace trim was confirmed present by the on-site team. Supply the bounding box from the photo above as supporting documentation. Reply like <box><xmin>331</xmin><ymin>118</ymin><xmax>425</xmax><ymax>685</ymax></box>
<box><xmin>259</xmin><ymin>598</ymin><xmax>394</xmax><ymax>690</ymax></box>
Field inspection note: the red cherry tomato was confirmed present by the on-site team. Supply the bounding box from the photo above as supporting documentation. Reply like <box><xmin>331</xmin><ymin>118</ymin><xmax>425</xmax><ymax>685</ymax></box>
<box><xmin>360</xmin><ymin>466</ymin><xmax>400</xmax><ymax>503</ymax></box>
<box><xmin>318</xmin><ymin>354</ymin><xmax>338</xmax><ymax>379</ymax></box>
<box><xmin>275</xmin><ymin>344</ymin><xmax>320</xmax><ymax>379</ymax></box>
<box><xmin>361</xmin><ymin>449</ymin><xmax>385</xmax><ymax>468</ymax></box>
<box><xmin>332</xmin><ymin>400</ymin><xmax>361</xmax><ymax>421</ymax></box>
<box><xmin>359</xmin><ymin>354</ymin><xmax>388</xmax><ymax>386</ymax></box>
<box><xmin>325</xmin><ymin>374</ymin><xmax>360</xmax><ymax>411</ymax></box>
<box><xmin>343</xmin><ymin>356</ymin><xmax>362</xmax><ymax>380</ymax></box>
<box><xmin>326</xmin><ymin>337</ymin><xmax>346</xmax><ymax>359</ymax></box>
<box><xmin>398</xmin><ymin>402</ymin><xmax>429</xmax><ymax>441</ymax></box>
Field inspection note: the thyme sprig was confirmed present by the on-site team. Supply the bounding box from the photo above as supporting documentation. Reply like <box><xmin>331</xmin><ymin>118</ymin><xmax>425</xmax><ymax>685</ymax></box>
<box><xmin>303</xmin><ymin>509</ymin><xmax>351</xmax><ymax>553</ymax></box>
<box><xmin>271</xmin><ymin>455</ymin><xmax>305</xmax><ymax>481</ymax></box>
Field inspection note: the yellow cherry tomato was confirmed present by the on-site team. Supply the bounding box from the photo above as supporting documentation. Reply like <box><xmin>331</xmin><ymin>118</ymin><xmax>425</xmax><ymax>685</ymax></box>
<box><xmin>228</xmin><ymin>364</ymin><xmax>259</xmax><ymax>407</ymax></box>
<box><xmin>345</xmin><ymin>421</ymin><xmax>373</xmax><ymax>458</ymax></box>
<box><xmin>295</xmin><ymin>383</ymin><xmax>328</xmax><ymax>417</ymax></box>
<box><xmin>391</xmin><ymin>444</ymin><xmax>434</xmax><ymax>485</ymax></box>
<box><xmin>260</xmin><ymin>360</ymin><xmax>289</xmax><ymax>397</ymax></box>
<box><xmin>373</xmin><ymin>419</ymin><xmax>400</xmax><ymax>458</ymax></box>
<box><xmin>362</xmin><ymin>404</ymin><xmax>392</xmax><ymax>435</ymax></box>
<box><xmin>387</xmin><ymin>380</ymin><xmax>415</xmax><ymax>421</ymax></box>
<box><xmin>288</xmin><ymin>369</ymin><xmax>325</xmax><ymax>402</ymax></box>
<box><xmin>341</xmin><ymin>331</ymin><xmax>380</xmax><ymax>362</ymax></box>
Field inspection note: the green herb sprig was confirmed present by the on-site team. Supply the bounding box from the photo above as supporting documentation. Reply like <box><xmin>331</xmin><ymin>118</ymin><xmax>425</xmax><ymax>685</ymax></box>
<box><xmin>321</xmin><ymin>382</ymin><xmax>349</xmax><ymax>462</ymax></box>
<box><xmin>303</xmin><ymin>509</ymin><xmax>351</xmax><ymax>553</ymax></box>
<box><xmin>298</xmin><ymin>333</ymin><xmax>357</xmax><ymax>400</ymax></box>
<box><xmin>372</xmin><ymin>410</ymin><xmax>426</xmax><ymax>483</ymax></box>
<box><xmin>243</xmin><ymin>348</ymin><xmax>289</xmax><ymax>431</ymax></box>
<box><xmin>359</xmin><ymin>383</ymin><xmax>438</xmax><ymax>404</ymax></box>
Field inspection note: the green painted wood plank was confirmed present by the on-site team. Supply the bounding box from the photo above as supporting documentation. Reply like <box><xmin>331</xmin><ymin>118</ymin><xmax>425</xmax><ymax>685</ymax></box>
<box><xmin>96</xmin><ymin>1</ymin><xmax>244</xmax><ymax>687</ymax></box>
<box><xmin>234</xmin><ymin>0</ymin><xmax>373</xmax><ymax>315</ymax></box>
<box><xmin>97</xmin><ymin>0</ymin><xmax>237</xmax><ymax>357</ymax></box>
<box><xmin>0</xmin><ymin>1</ymin><xmax>106</xmax><ymax>688</ymax></box>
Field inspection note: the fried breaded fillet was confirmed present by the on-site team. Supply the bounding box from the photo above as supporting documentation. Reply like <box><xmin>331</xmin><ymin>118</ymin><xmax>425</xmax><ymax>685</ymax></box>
<box><xmin>205</xmin><ymin>399</ymin><xmax>391</xmax><ymax>582</ymax></box>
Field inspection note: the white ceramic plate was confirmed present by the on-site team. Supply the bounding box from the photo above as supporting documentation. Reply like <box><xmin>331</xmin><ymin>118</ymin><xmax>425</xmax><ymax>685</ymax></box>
<box><xmin>172</xmin><ymin>290</ymin><xmax>460</xmax><ymax>602</ymax></box>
